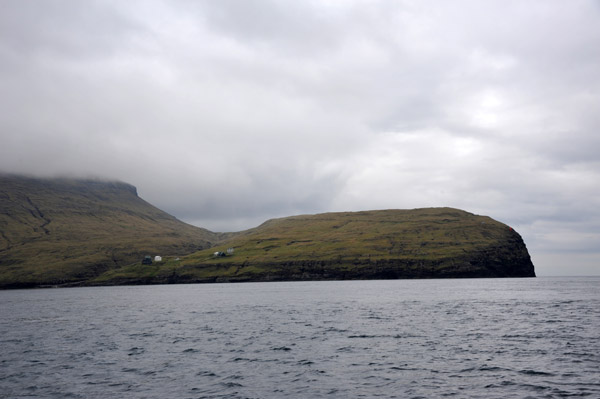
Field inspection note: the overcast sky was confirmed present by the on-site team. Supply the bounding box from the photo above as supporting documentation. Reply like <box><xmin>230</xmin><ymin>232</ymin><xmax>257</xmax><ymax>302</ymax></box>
<box><xmin>1</xmin><ymin>0</ymin><xmax>599</xmax><ymax>276</ymax></box>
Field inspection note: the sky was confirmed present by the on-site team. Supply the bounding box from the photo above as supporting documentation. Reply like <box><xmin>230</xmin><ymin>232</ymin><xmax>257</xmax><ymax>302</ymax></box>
<box><xmin>1</xmin><ymin>0</ymin><xmax>599</xmax><ymax>276</ymax></box>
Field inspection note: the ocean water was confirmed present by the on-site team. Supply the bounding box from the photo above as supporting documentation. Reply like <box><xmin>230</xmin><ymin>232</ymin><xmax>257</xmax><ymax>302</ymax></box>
<box><xmin>1</xmin><ymin>278</ymin><xmax>599</xmax><ymax>399</ymax></box>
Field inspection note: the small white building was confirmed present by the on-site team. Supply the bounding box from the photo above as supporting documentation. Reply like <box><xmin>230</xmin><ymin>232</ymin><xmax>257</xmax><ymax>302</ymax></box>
<box><xmin>154</xmin><ymin>255</ymin><xmax>162</xmax><ymax>262</ymax></box>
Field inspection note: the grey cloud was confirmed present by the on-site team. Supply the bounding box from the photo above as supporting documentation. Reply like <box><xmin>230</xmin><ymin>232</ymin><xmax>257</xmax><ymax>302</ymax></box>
<box><xmin>1</xmin><ymin>0</ymin><xmax>599</xmax><ymax>275</ymax></box>
<box><xmin>0</xmin><ymin>0</ymin><xmax>141</xmax><ymax>58</ymax></box>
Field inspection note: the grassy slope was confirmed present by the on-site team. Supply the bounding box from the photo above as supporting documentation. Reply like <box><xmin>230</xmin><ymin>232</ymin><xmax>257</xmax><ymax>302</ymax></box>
<box><xmin>94</xmin><ymin>208</ymin><xmax>535</xmax><ymax>284</ymax></box>
<box><xmin>0</xmin><ymin>175</ymin><xmax>222</xmax><ymax>287</ymax></box>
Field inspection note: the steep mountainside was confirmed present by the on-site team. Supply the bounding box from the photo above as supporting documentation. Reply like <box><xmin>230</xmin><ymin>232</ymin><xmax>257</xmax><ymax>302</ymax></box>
<box><xmin>95</xmin><ymin>208</ymin><xmax>535</xmax><ymax>285</ymax></box>
<box><xmin>0</xmin><ymin>175</ymin><xmax>222</xmax><ymax>287</ymax></box>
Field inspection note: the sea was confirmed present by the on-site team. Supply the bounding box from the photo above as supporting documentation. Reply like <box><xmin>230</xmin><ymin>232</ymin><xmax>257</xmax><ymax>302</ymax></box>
<box><xmin>1</xmin><ymin>277</ymin><xmax>599</xmax><ymax>399</ymax></box>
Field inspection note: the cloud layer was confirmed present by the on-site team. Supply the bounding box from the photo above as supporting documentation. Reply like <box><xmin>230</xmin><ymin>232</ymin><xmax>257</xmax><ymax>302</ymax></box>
<box><xmin>1</xmin><ymin>0</ymin><xmax>600</xmax><ymax>275</ymax></box>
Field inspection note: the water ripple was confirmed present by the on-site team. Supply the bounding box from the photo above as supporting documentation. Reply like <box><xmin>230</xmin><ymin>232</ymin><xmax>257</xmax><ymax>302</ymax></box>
<box><xmin>0</xmin><ymin>277</ymin><xmax>599</xmax><ymax>398</ymax></box>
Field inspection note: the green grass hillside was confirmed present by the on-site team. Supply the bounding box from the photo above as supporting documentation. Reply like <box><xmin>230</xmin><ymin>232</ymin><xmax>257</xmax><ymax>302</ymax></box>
<box><xmin>0</xmin><ymin>175</ymin><xmax>223</xmax><ymax>287</ymax></box>
<box><xmin>94</xmin><ymin>208</ymin><xmax>535</xmax><ymax>285</ymax></box>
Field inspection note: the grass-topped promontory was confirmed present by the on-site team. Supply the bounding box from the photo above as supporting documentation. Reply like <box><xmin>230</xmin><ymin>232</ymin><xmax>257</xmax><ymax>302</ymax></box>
<box><xmin>93</xmin><ymin>208</ymin><xmax>535</xmax><ymax>284</ymax></box>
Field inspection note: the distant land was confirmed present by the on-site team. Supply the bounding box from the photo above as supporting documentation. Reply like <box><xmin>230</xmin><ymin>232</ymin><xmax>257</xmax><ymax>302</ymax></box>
<box><xmin>0</xmin><ymin>175</ymin><xmax>535</xmax><ymax>288</ymax></box>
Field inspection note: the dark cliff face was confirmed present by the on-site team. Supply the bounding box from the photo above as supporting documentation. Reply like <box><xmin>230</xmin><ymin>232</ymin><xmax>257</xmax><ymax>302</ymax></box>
<box><xmin>463</xmin><ymin>231</ymin><xmax>535</xmax><ymax>278</ymax></box>
<box><xmin>174</xmin><ymin>248</ymin><xmax>535</xmax><ymax>284</ymax></box>
<box><xmin>104</xmin><ymin>245</ymin><xmax>535</xmax><ymax>285</ymax></box>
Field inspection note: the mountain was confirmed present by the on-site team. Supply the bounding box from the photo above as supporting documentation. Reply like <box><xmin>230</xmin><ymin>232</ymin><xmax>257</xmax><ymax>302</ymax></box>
<box><xmin>0</xmin><ymin>175</ymin><xmax>223</xmax><ymax>288</ymax></box>
<box><xmin>94</xmin><ymin>208</ymin><xmax>535</xmax><ymax>285</ymax></box>
<box><xmin>1</xmin><ymin>175</ymin><xmax>535</xmax><ymax>288</ymax></box>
